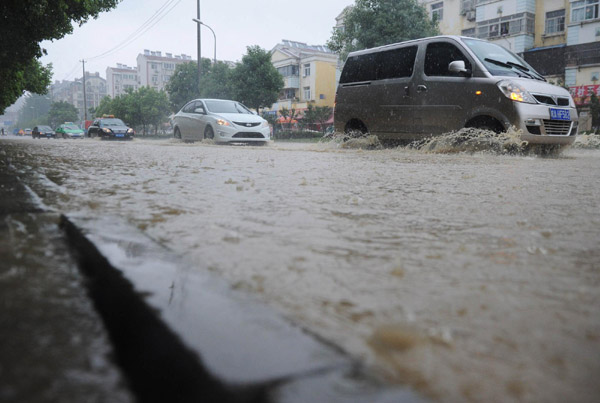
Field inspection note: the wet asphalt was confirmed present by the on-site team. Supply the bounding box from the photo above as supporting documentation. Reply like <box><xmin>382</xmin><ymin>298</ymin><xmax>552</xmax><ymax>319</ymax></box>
<box><xmin>0</xmin><ymin>139</ymin><xmax>424</xmax><ymax>402</ymax></box>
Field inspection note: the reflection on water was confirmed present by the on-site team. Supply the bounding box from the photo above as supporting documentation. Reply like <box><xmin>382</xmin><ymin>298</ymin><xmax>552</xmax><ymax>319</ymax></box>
<box><xmin>2</xmin><ymin>136</ymin><xmax>600</xmax><ymax>402</ymax></box>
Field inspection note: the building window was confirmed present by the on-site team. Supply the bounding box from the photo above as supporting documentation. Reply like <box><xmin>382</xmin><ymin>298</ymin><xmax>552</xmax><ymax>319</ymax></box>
<box><xmin>303</xmin><ymin>63</ymin><xmax>311</xmax><ymax>77</ymax></box>
<box><xmin>277</xmin><ymin>65</ymin><xmax>299</xmax><ymax>77</ymax></box>
<box><xmin>303</xmin><ymin>86</ymin><xmax>311</xmax><ymax>100</ymax></box>
<box><xmin>477</xmin><ymin>13</ymin><xmax>535</xmax><ymax>39</ymax></box>
<box><xmin>461</xmin><ymin>27</ymin><xmax>476</xmax><ymax>37</ymax></box>
<box><xmin>152</xmin><ymin>75</ymin><xmax>158</xmax><ymax>84</ymax></box>
<box><xmin>572</xmin><ymin>0</ymin><xmax>599</xmax><ymax>22</ymax></box>
<box><xmin>151</xmin><ymin>63</ymin><xmax>158</xmax><ymax>70</ymax></box>
<box><xmin>282</xmin><ymin>89</ymin><xmax>295</xmax><ymax>99</ymax></box>
<box><xmin>163</xmin><ymin>75</ymin><xmax>170</xmax><ymax>82</ymax></box>
<box><xmin>163</xmin><ymin>63</ymin><xmax>175</xmax><ymax>70</ymax></box>
<box><xmin>431</xmin><ymin>2</ymin><xmax>443</xmax><ymax>21</ymax></box>
<box><xmin>545</xmin><ymin>9</ymin><xmax>565</xmax><ymax>34</ymax></box>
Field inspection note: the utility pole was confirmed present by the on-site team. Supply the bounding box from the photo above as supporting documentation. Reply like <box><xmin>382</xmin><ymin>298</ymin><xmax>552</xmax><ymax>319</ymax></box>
<box><xmin>81</xmin><ymin>59</ymin><xmax>88</xmax><ymax>121</ymax></box>
<box><xmin>197</xmin><ymin>0</ymin><xmax>202</xmax><ymax>94</ymax></box>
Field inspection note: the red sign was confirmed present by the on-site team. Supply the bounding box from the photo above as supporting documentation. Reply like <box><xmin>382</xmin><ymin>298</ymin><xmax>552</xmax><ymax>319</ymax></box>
<box><xmin>569</xmin><ymin>84</ymin><xmax>600</xmax><ymax>105</ymax></box>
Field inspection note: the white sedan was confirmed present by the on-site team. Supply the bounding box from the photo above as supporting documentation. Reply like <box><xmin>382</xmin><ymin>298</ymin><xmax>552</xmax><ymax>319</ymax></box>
<box><xmin>172</xmin><ymin>99</ymin><xmax>270</xmax><ymax>144</ymax></box>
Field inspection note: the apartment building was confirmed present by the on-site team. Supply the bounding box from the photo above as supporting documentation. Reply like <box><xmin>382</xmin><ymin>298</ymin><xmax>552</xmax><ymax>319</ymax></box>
<box><xmin>106</xmin><ymin>64</ymin><xmax>139</xmax><ymax>98</ymax></box>
<box><xmin>269</xmin><ymin>40</ymin><xmax>338</xmax><ymax>114</ymax></box>
<box><xmin>136</xmin><ymin>50</ymin><xmax>193</xmax><ymax>92</ymax></box>
<box><xmin>51</xmin><ymin>72</ymin><xmax>107</xmax><ymax>119</ymax></box>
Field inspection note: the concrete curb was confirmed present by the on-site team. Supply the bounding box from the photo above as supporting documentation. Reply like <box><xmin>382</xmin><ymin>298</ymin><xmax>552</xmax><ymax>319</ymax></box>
<box><xmin>60</xmin><ymin>214</ymin><xmax>424</xmax><ymax>403</ymax></box>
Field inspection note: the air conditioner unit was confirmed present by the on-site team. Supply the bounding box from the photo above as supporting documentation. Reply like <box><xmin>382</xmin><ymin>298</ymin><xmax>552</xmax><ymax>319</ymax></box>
<box><xmin>466</xmin><ymin>11</ymin><xmax>476</xmax><ymax>21</ymax></box>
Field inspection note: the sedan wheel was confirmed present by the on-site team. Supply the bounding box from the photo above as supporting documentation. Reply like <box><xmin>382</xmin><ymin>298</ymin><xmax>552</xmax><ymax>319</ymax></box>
<box><xmin>204</xmin><ymin>126</ymin><xmax>214</xmax><ymax>140</ymax></box>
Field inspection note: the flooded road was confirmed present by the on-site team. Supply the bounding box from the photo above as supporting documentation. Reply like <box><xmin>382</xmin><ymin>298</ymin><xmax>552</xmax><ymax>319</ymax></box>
<box><xmin>2</xmin><ymin>136</ymin><xmax>599</xmax><ymax>402</ymax></box>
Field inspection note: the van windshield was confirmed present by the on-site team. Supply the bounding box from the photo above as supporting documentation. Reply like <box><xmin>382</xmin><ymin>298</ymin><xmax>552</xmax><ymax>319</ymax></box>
<box><xmin>462</xmin><ymin>38</ymin><xmax>544</xmax><ymax>80</ymax></box>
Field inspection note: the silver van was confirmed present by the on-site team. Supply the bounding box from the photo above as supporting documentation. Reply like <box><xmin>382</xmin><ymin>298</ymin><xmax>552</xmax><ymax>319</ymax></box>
<box><xmin>334</xmin><ymin>36</ymin><xmax>578</xmax><ymax>145</ymax></box>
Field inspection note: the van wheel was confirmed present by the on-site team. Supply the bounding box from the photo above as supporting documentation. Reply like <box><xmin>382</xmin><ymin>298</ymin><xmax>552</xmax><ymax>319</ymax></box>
<box><xmin>465</xmin><ymin>117</ymin><xmax>504</xmax><ymax>134</ymax></box>
<box><xmin>344</xmin><ymin>119</ymin><xmax>368</xmax><ymax>135</ymax></box>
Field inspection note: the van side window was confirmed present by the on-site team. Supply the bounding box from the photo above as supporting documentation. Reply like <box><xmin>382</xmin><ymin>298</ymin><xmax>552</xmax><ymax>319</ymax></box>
<box><xmin>340</xmin><ymin>54</ymin><xmax>377</xmax><ymax>84</ymax></box>
<box><xmin>377</xmin><ymin>46</ymin><xmax>418</xmax><ymax>80</ymax></box>
<box><xmin>424</xmin><ymin>42</ymin><xmax>472</xmax><ymax>77</ymax></box>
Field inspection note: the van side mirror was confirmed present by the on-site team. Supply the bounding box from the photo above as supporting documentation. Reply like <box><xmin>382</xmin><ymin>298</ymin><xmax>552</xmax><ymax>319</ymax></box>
<box><xmin>449</xmin><ymin>60</ymin><xmax>471</xmax><ymax>76</ymax></box>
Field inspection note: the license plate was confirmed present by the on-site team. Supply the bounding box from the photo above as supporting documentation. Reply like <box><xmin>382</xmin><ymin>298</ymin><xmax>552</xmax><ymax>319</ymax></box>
<box><xmin>550</xmin><ymin>108</ymin><xmax>570</xmax><ymax>121</ymax></box>
<box><xmin>116</xmin><ymin>134</ymin><xmax>124</xmax><ymax>137</ymax></box>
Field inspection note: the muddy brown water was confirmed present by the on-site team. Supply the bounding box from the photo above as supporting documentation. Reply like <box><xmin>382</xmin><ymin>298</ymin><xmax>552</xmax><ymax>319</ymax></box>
<box><xmin>2</xmin><ymin>135</ymin><xmax>599</xmax><ymax>402</ymax></box>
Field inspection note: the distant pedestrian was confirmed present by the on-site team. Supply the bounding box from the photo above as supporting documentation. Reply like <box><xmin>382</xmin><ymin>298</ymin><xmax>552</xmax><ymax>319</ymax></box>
<box><xmin>1</xmin><ymin>128</ymin><xmax>4</xmax><ymax>136</ymax></box>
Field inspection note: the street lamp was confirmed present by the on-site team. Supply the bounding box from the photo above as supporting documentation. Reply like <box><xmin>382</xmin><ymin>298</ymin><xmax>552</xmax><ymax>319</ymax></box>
<box><xmin>192</xmin><ymin>19</ymin><xmax>216</xmax><ymax>65</ymax></box>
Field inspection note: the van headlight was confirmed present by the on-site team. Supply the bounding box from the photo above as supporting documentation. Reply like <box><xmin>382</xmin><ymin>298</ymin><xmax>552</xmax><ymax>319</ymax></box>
<box><xmin>497</xmin><ymin>80</ymin><xmax>536</xmax><ymax>104</ymax></box>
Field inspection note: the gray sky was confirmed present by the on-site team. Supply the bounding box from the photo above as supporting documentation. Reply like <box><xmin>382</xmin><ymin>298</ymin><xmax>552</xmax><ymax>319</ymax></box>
<box><xmin>41</xmin><ymin>0</ymin><xmax>354</xmax><ymax>83</ymax></box>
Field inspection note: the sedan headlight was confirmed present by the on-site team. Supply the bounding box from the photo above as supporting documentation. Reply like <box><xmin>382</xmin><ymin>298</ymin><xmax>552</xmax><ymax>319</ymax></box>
<box><xmin>127</xmin><ymin>128</ymin><xmax>135</xmax><ymax>134</ymax></box>
<box><xmin>497</xmin><ymin>80</ymin><xmax>536</xmax><ymax>104</ymax></box>
<box><xmin>216</xmin><ymin>119</ymin><xmax>231</xmax><ymax>126</ymax></box>
<box><xmin>261</xmin><ymin>120</ymin><xmax>269</xmax><ymax>128</ymax></box>
<box><xmin>102</xmin><ymin>128</ymin><xmax>112</xmax><ymax>133</ymax></box>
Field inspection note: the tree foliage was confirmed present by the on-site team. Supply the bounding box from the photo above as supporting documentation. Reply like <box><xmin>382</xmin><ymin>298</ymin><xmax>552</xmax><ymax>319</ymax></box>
<box><xmin>304</xmin><ymin>104</ymin><xmax>333</xmax><ymax>133</ymax></box>
<box><xmin>327</xmin><ymin>0</ymin><xmax>439</xmax><ymax>60</ymax></box>
<box><xmin>16</xmin><ymin>93</ymin><xmax>52</xmax><ymax>128</ymax></box>
<box><xmin>95</xmin><ymin>87</ymin><xmax>170</xmax><ymax>135</ymax></box>
<box><xmin>0</xmin><ymin>0</ymin><xmax>121</xmax><ymax>113</ymax></box>
<box><xmin>47</xmin><ymin>101</ymin><xmax>79</xmax><ymax>127</ymax></box>
<box><xmin>230</xmin><ymin>46</ymin><xmax>284</xmax><ymax>112</ymax></box>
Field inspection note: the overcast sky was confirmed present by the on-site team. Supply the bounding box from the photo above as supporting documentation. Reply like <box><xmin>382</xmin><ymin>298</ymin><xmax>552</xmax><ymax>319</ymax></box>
<box><xmin>40</xmin><ymin>0</ymin><xmax>354</xmax><ymax>83</ymax></box>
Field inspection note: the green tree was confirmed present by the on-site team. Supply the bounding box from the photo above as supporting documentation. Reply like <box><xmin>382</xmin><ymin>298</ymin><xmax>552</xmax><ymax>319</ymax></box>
<box><xmin>165</xmin><ymin>59</ymin><xmax>211</xmax><ymax>112</ymax></box>
<box><xmin>47</xmin><ymin>101</ymin><xmax>79</xmax><ymax>127</ymax></box>
<box><xmin>327</xmin><ymin>0</ymin><xmax>439</xmax><ymax>60</ymax></box>
<box><xmin>314</xmin><ymin>105</ymin><xmax>333</xmax><ymax>133</ymax></box>
<box><xmin>17</xmin><ymin>93</ymin><xmax>52</xmax><ymax>128</ymax></box>
<box><xmin>200</xmin><ymin>61</ymin><xmax>234</xmax><ymax>100</ymax></box>
<box><xmin>0</xmin><ymin>0</ymin><xmax>121</xmax><ymax>114</ymax></box>
<box><xmin>230</xmin><ymin>46</ymin><xmax>283</xmax><ymax>113</ymax></box>
<box><xmin>93</xmin><ymin>88</ymin><xmax>170</xmax><ymax>135</ymax></box>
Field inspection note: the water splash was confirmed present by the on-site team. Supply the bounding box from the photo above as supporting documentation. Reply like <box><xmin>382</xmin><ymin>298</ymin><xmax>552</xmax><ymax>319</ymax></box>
<box><xmin>572</xmin><ymin>133</ymin><xmax>600</xmax><ymax>149</ymax></box>
<box><xmin>319</xmin><ymin>131</ymin><xmax>383</xmax><ymax>150</ymax></box>
<box><xmin>408</xmin><ymin>127</ymin><xmax>527</xmax><ymax>155</ymax></box>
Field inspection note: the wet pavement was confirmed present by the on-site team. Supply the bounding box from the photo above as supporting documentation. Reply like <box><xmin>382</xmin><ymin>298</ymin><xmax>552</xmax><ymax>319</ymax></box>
<box><xmin>1</xmin><ymin>135</ymin><xmax>599</xmax><ymax>402</ymax></box>
<box><xmin>0</xmin><ymin>150</ymin><xmax>133</xmax><ymax>402</ymax></box>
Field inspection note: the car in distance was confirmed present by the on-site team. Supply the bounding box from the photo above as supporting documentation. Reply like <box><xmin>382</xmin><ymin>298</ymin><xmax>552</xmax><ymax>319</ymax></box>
<box><xmin>172</xmin><ymin>99</ymin><xmax>270</xmax><ymax>144</ymax></box>
<box><xmin>334</xmin><ymin>35</ymin><xmax>578</xmax><ymax>146</ymax></box>
<box><xmin>24</xmin><ymin>128</ymin><xmax>33</xmax><ymax>136</ymax></box>
<box><xmin>32</xmin><ymin>125</ymin><xmax>57</xmax><ymax>139</ymax></box>
<box><xmin>87</xmin><ymin>115</ymin><xmax>134</xmax><ymax>140</ymax></box>
<box><xmin>56</xmin><ymin>122</ymin><xmax>85</xmax><ymax>139</ymax></box>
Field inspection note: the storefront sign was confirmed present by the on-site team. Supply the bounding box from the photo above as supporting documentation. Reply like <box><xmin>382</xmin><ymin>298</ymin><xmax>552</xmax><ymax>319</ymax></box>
<box><xmin>569</xmin><ymin>84</ymin><xmax>600</xmax><ymax>105</ymax></box>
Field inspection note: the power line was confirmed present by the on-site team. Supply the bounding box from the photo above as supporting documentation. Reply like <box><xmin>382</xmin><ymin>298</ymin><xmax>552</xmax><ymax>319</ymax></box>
<box><xmin>85</xmin><ymin>0</ymin><xmax>183</xmax><ymax>62</ymax></box>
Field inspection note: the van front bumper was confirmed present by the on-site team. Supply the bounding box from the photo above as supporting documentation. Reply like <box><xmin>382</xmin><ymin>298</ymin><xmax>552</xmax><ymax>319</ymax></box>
<box><xmin>514</xmin><ymin>102</ymin><xmax>577</xmax><ymax>145</ymax></box>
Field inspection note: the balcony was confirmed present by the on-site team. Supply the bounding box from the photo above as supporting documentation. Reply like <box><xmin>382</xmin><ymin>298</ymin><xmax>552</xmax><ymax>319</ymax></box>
<box><xmin>283</xmin><ymin>75</ymin><xmax>300</xmax><ymax>89</ymax></box>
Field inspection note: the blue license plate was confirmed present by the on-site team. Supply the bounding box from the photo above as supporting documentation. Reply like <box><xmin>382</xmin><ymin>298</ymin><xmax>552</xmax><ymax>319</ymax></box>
<box><xmin>116</xmin><ymin>134</ymin><xmax>124</xmax><ymax>137</ymax></box>
<box><xmin>550</xmin><ymin>108</ymin><xmax>570</xmax><ymax>121</ymax></box>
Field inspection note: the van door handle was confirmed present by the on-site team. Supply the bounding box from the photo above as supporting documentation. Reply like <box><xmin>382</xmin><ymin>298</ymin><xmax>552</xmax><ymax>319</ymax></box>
<box><xmin>417</xmin><ymin>85</ymin><xmax>428</xmax><ymax>93</ymax></box>
<box><xmin>404</xmin><ymin>86</ymin><xmax>410</xmax><ymax>96</ymax></box>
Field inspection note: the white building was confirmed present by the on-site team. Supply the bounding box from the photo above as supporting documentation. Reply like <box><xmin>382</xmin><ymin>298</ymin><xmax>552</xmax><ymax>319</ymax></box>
<box><xmin>106</xmin><ymin>64</ymin><xmax>139</xmax><ymax>98</ymax></box>
<box><xmin>51</xmin><ymin>72</ymin><xmax>106</xmax><ymax>120</ymax></box>
<box><xmin>136</xmin><ymin>50</ymin><xmax>193</xmax><ymax>91</ymax></box>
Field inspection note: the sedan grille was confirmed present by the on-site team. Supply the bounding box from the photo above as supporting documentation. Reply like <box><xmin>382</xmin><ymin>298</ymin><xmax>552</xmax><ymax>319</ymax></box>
<box><xmin>233</xmin><ymin>122</ymin><xmax>261</xmax><ymax>127</ymax></box>
<box><xmin>232</xmin><ymin>132</ymin><xmax>265</xmax><ymax>138</ymax></box>
<box><xmin>542</xmin><ymin>120</ymin><xmax>571</xmax><ymax>135</ymax></box>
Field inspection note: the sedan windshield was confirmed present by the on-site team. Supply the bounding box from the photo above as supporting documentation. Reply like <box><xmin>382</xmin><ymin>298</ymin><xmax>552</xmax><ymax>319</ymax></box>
<box><xmin>38</xmin><ymin>126</ymin><xmax>52</xmax><ymax>131</ymax></box>
<box><xmin>463</xmin><ymin>38</ymin><xmax>543</xmax><ymax>79</ymax></box>
<box><xmin>205</xmin><ymin>100</ymin><xmax>252</xmax><ymax>114</ymax></box>
<box><xmin>100</xmin><ymin>119</ymin><xmax>125</xmax><ymax>127</ymax></box>
<box><xmin>64</xmin><ymin>125</ymin><xmax>80</xmax><ymax>130</ymax></box>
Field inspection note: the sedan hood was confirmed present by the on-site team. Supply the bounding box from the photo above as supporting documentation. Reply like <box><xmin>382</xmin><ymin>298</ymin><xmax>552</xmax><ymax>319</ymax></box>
<box><xmin>216</xmin><ymin>113</ymin><xmax>263</xmax><ymax>124</ymax></box>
